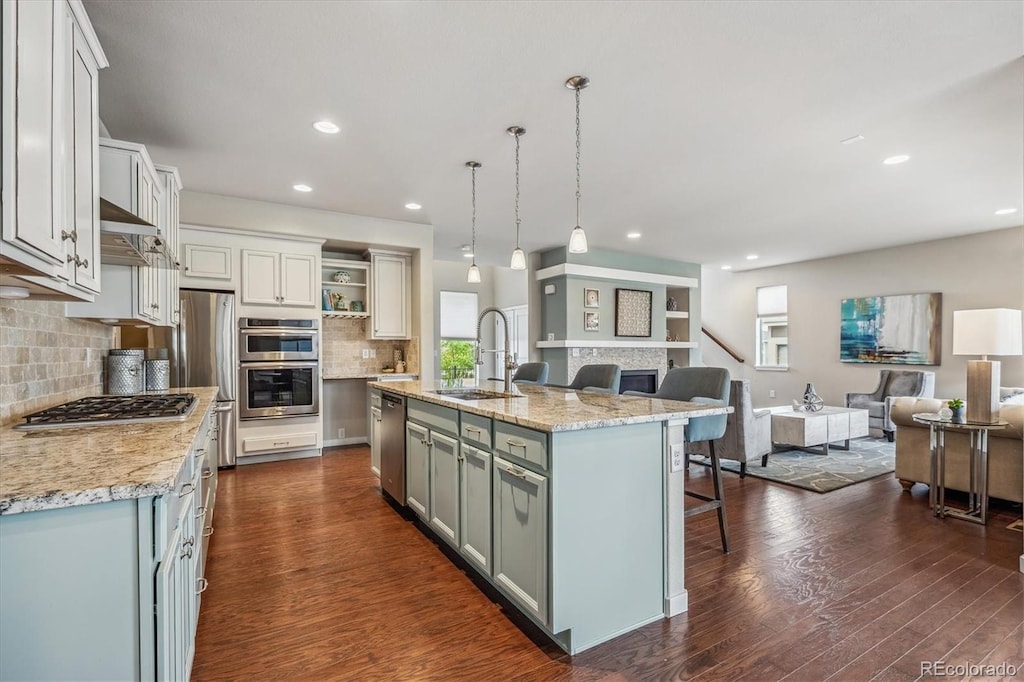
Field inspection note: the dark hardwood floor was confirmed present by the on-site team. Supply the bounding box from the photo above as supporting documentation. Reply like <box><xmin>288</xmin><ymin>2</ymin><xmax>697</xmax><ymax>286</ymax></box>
<box><xmin>193</xmin><ymin>446</ymin><xmax>1023</xmax><ymax>680</ymax></box>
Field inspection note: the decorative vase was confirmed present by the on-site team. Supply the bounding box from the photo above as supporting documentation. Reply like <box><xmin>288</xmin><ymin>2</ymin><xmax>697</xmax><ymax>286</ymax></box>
<box><xmin>333</xmin><ymin>270</ymin><xmax>352</xmax><ymax>283</ymax></box>
<box><xmin>666</xmin><ymin>297</ymin><xmax>678</xmax><ymax>311</ymax></box>
<box><xmin>937</xmin><ymin>406</ymin><xmax>953</xmax><ymax>420</ymax></box>
<box><xmin>951</xmin><ymin>405</ymin><xmax>966</xmax><ymax>422</ymax></box>
<box><xmin>802</xmin><ymin>382</ymin><xmax>824</xmax><ymax>412</ymax></box>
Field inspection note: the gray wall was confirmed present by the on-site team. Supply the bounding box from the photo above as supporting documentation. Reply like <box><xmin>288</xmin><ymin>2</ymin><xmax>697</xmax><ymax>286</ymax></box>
<box><xmin>700</xmin><ymin>226</ymin><xmax>1024</xmax><ymax>408</ymax></box>
<box><xmin>432</xmin><ymin>261</ymin><xmax>496</xmax><ymax>379</ymax></box>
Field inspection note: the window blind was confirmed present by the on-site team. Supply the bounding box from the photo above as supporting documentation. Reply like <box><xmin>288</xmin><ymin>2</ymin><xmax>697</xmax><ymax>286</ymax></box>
<box><xmin>440</xmin><ymin>291</ymin><xmax>478</xmax><ymax>339</ymax></box>
<box><xmin>756</xmin><ymin>285</ymin><xmax>788</xmax><ymax>316</ymax></box>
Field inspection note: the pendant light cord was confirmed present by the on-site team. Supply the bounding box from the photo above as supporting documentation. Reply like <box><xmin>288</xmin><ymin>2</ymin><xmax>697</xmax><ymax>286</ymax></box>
<box><xmin>575</xmin><ymin>86</ymin><xmax>582</xmax><ymax>226</ymax></box>
<box><xmin>514</xmin><ymin>132</ymin><xmax>521</xmax><ymax>248</ymax></box>
<box><xmin>471</xmin><ymin>164</ymin><xmax>477</xmax><ymax>263</ymax></box>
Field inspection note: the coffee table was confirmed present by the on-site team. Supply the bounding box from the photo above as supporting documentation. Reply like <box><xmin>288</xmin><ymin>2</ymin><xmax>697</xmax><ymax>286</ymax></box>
<box><xmin>770</xmin><ymin>406</ymin><xmax>870</xmax><ymax>456</ymax></box>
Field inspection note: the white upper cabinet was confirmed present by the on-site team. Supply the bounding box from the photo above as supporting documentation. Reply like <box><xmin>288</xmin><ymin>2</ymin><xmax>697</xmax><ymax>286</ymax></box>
<box><xmin>183</xmin><ymin>244</ymin><xmax>232</xmax><ymax>280</ymax></box>
<box><xmin>1</xmin><ymin>0</ymin><xmax>107</xmax><ymax>299</ymax></box>
<box><xmin>241</xmin><ymin>249</ymin><xmax>317</xmax><ymax>308</ymax></box>
<box><xmin>155</xmin><ymin>166</ymin><xmax>182</xmax><ymax>326</ymax></box>
<box><xmin>367</xmin><ymin>250</ymin><xmax>411</xmax><ymax>339</ymax></box>
<box><xmin>98</xmin><ymin>138</ymin><xmax>159</xmax><ymax>226</ymax></box>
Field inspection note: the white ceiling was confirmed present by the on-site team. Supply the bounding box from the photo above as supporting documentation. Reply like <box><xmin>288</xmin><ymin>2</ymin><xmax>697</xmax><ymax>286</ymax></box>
<box><xmin>84</xmin><ymin>0</ymin><xmax>1023</xmax><ymax>270</ymax></box>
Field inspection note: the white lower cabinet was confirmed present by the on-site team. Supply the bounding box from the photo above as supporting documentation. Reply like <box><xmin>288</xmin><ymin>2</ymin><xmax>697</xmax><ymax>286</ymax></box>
<box><xmin>370</xmin><ymin>405</ymin><xmax>382</xmax><ymax>477</ymax></box>
<box><xmin>493</xmin><ymin>456</ymin><xmax>548</xmax><ymax>626</ymax></box>
<box><xmin>155</xmin><ymin>468</ymin><xmax>198</xmax><ymax>681</ymax></box>
<box><xmin>459</xmin><ymin>443</ymin><xmax>492</xmax><ymax>575</ymax></box>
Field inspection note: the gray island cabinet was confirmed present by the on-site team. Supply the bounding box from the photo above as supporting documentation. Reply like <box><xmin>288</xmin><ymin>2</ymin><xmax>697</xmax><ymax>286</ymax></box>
<box><xmin>0</xmin><ymin>388</ymin><xmax>219</xmax><ymax>681</ymax></box>
<box><xmin>372</xmin><ymin>380</ymin><xmax>731</xmax><ymax>655</ymax></box>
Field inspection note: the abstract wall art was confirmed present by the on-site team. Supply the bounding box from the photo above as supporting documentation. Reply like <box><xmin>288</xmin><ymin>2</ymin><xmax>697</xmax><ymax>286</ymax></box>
<box><xmin>840</xmin><ymin>292</ymin><xmax>942</xmax><ymax>365</ymax></box>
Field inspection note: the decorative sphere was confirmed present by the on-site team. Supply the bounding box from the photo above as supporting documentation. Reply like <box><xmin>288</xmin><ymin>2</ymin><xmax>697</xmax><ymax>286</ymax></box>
<box><xmin>332</xmin><ymin>270</ymin><xmax>351</xmax><ymax>283</ymax></box>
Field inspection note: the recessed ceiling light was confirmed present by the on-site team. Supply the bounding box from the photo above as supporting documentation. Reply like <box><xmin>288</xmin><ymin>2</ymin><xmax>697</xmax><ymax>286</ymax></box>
<box><xmin>746</xmin><ymin>254</ymin><xmax>759</xmax><ymax>260</ymax></box>
<box><xmin>405</xmin><ymin>203</ymin><xmax>422</xmax><ymax>210</ymax></box>
<box><xmin>840</xmin><ymin>134</ymin><xmax>865</xmax><ymax>145</ymax></box>
<box><xmin>293</xmin><ymin>184</ymin><xmax>312</xmax><ymax>192</ymax></box>
<box><xmin>626</xmin><ymin>231</ymin><xmax>642</xmax><ymax>239</ymax></box>
<box><xmin>994</xmin><ymin>208</ymin><xmax>1018</xmax><ymax>215</ymax></box>
<box><xmin>313</xmin><ymin>121</ymin><xmax>339</xmax><ymax>134</ymax></box>
<box><xmin>463</xmin><ymin>252</ymin><xmax>474</xmax><ymax>259</ymax></box>
<box><xmin>720</xmin><ymin>265</ymin><xmax>732</xmax><ymax>270</ymax></box>
<box><xmin>882</xmin><ymin>155</ymin><xmax>910</xmax><ymax>165</ymax></box>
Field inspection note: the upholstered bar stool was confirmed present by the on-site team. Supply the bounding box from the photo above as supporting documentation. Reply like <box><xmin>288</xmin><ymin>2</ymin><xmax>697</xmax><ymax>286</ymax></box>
<box><xmin>546</xmin><ymin>364</ymin><xmax>622</xmax><ymax>394</ymax></box>
<box><xmin>626</xmin><ymin>367</ymin><xmax>732</xmax><ymax>553</ymax></box>
<box><xmin>512</xmin><ymin>362</ymin><xmax>549</xmax><ymax>385</ymax></box>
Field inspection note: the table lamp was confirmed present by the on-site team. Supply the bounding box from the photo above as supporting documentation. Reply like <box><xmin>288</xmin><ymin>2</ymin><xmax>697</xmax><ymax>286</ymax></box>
<box><xmin>952</xmin><ymin>308</ymin><xmax>1023</xmax><ymax>423</ymax></box>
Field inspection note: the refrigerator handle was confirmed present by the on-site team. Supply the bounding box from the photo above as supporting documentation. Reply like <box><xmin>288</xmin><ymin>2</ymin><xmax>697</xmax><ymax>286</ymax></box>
<box><xmin>179</xmin><ymin>294</ymin><xmax>190</xmax><ymax>388</ymax></box>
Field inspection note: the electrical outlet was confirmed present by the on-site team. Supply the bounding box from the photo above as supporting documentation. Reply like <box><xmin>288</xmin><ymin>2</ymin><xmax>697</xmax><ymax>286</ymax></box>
<box><xmin>572</xmin><ymin>348</ymin><xmax>580</xmax><ymax>357</ymax></box>
<box><xmin>361</xmin><ymin>349</ymin><xmax>369</xmax><ymax>359</ymax></box>
<box><xmin>369</xmin><ymin>349</ymin><xmax>376</xmax><ymax>358</ymax></box>
<box><xmin>670</xmin><ymin>444</ymin><xmax>685</xmax><ymax>473</ymax></box>
<box><xmin>592</xmin><ymin>348</ymin><xmax>598</xmax><ymax>356</ymax></box>
<box><xmin>769</xmin><ymin>389</ymin><xmax>776</xmax><ymax>398</ymax></box>
<box><xmin>337</xmin><ymin>428</ymin><xmax>346</xmax><ymax>439</ymax></box>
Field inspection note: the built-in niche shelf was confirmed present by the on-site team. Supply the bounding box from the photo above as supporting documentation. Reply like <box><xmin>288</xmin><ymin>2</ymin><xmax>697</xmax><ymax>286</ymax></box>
<box><xmin>535</xmin><ymin>263</ymin><xmax>698</xmax><ymax>288</ymax></box>
<box><xmin>322</xmin><ymin>311</ymin><xmax>370</xmax><ymax>319</ymax></box>
<box><xmin>536</xmin><ymin>339</ymin><xmax>698</xmax><ymax>349</ymax></box>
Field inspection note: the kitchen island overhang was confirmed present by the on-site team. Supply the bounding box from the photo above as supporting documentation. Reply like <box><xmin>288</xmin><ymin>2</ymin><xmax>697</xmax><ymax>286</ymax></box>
<box><xmin>368</xmin><ymin>380</ymin><xmax>731</xmax><ymax>654</ymax></box>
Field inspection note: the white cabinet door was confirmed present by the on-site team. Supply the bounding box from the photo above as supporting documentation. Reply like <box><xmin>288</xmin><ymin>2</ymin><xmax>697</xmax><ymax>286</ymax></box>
<box><xmin>493</xmin><ymin>456</ymin><xmax>548</xmax><ymax>626</ymax></box>
<box><xmin>459</xmin><ymin>443</ymin><xmax>492</xmax><ymax>575</ymax></box>
<box><xmin>183</xmin><ymin>244</ymin><xmax>232</xmax><ymax>280</ymax></box>
<box><xmin>429</xmin><ymin>430</ymin><xmax>460</xmax><ymax>549</ymax></box>
<box><xmin>279</xmin><ymin>253</ymin><xmax>316</xmax><ymax>307</ymax></box>
<box><xmin>370</xmin><ymin>406</ymin><xmax>382</xmax><ymax>477</ymax></box>
<box><xmin>68</xmin><ymin>15</ymin><xmax>101</xmax><ymax>293</ymax></box>
<box><xmin>405</xmin><ymin>421</ymin><xmax>430</xmax><ymax>520</ymax></box>
<box><xmin>370</xmin><ymin>253</ymin><xmax>409</xmax><ymax>339</ymax></box>
<box><xmin>241</xmin><ymin>250</ymin><xmax>281</xmax><ymax>305</ymax></box>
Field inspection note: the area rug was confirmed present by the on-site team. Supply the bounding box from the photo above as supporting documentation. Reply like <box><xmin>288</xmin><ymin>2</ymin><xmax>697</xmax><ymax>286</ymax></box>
<box><xmin>693</xmin><ymin>437</ymin><xmax>896</xmax><ymax>494</ymax></box>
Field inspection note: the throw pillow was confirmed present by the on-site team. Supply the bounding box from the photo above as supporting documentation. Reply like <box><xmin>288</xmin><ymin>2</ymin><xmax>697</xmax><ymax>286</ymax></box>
<box><xmin>1001</xmin><ymin>393</ymin><xmax>1024</xmax><ymax>406</ymax></box>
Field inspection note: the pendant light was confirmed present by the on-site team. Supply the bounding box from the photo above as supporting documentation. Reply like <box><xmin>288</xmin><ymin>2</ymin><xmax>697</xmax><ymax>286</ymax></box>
<box><xmin>466</xmin><ymin>161</ymin><xmax>482</xmax><ymax>283</ymax></box>
<box><xmin>566</xmin><ymin>75</ymin><xmax>590</xmax><ymax>253</ymax></box>
<box><xmin>508</xmin><ymin>126</ymin><xmax>527</xmax><ymax>270</ymax></box>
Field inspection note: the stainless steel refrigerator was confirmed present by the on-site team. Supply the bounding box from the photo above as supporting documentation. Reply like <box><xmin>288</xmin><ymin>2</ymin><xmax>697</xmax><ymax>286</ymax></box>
<box><xmin>152</xmin><ymin>290</ymin><xmax>237</xmax><ymax>467</ymax></box>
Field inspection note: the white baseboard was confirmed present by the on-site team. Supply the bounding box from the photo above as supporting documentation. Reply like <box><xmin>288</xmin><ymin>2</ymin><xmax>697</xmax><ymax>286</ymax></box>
<box><xmin>664</xmin><ymin>590</ymin><xmax>688</xmax><ymax>617</ymax></box>
<box><xmin>1019</xmin><ymin>554</ymin><xmax>1023</xmax><ymax>574</ymax></box>
<box><xmin>323</xmin><ymin>436</ymin><xmax>369</xmax><ymax>448</ymax></box>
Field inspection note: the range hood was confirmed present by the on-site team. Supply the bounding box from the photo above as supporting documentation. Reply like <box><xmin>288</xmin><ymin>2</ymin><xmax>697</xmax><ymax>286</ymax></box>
<box><xmin>99</xmin><ymin>198</ymin><xmax>157</xmax><ymax>267</ymax></box>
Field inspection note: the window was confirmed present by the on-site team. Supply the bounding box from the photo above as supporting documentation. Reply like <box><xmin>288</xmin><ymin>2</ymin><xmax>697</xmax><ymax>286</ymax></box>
<box><xmin>439</xmin><ymin>291</ymin><xmax>479</xmax><ymax>386</ymax></box>
<box><xmin>756</xmin><ymin>285</ymin><xmax>788</xmax><ymax>369</ymax></box>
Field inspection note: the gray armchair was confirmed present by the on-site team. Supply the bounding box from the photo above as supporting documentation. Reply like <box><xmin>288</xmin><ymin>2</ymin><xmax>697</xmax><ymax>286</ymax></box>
<box><xmin>845</xmin><ymin>369</ymin><xmax>935</xmax><ymax>441</ymax></box>
<box><xmin>688</xmin><ymin>379</ymin><xmax>772</xmax><ymax>477</ymax></box>
<box><xmin>547</xmin><ymin>364</ymin><xmax>621</xmax><ymax>394</ymax></box>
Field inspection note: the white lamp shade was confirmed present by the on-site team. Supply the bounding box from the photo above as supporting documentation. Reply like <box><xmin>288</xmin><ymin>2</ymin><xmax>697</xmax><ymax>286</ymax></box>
<box><xmin>466</xmin><ymin>263</ymin><xmax>481</xmax><ymax>283</ymax></box>
<box><xmin>952</xmin><ymin>308</ymin><xmax>1023</xmax><ymax>356</ymax></box>
<box><xmin>568</xmin><ymin>225</ymin><xmax>588</xmax><ymax>253</ymax></box>
<box><xmin>509</xmin><ymin>247</ymin><xmax>526</xmax><ymax>271</ymax></box>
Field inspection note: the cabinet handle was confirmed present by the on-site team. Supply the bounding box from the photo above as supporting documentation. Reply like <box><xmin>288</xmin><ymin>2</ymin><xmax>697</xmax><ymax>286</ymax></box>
<box><xmin>184</xmin><ymin>535</ymin><xmax>196</xmax><ymax>547</ymax></box>
<box><xmin>202</xmin><ymin>526</ymin><xmax>214</xmax><ymax>538</ymax></box>
<box><xmin>457</xmin><ymin>453</ymin><xmax>465</xmax><ymax>462</ymax></box>
<box><xmin>273</xmin><ymin>441</ymin><xmax>289</xmax><ymax>446</ymax></box>
<box><xmin>196</xmin><ymin>506</ymin><xmax>207</xmax><ymax>520</ymax></box>
<box><xmin>506</xmin><ymin>466</ymin><xmax>528</xmax><ymax>479</ymax></box>
<box><xmin>81</xmin><ymin>258</ymin><xmax>88</xmax><ymax>268</ymax></box>
<box><xmin>179</xmin><ymin>483</ymin><xmax>195</xmax><ymax>497</ymax></box>
<box><xmin>202</xmin><ymin>469</ymin><xmax>214</xmax><ymax>480</ymax></box>
<box><xmin>196</xmin><ymin>578</ymin><xmax>209</xmax><ymax>594</ymax></box>
<box><xmin>151</xmin><ymin>303</ymin><xmax>159</xmax><ymax>310</ymax></box>
<box><xmin>505</xmin><ymin>438</ymin><xmax>528</xmax><ymax>450</ymax></box>
<box><xmin>464</xmin><ymin>426</ymin><xmax>481</xmax><ymax>434</ymax></box>
<box><xmin>194</xmin><ymin>448</ymin><xmax>207</xmax><ymax>459</ymax></box>
<box><xmin>61</xmin><ymin>229</ymin><xmax>77</xmax><ymax>242</ymax></box>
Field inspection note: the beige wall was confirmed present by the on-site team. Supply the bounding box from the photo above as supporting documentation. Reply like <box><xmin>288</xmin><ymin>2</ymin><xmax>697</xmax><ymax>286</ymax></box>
<box><xmin>0</xmin><ymin>300</ymin><xmax>115</xmax><ymax>425</ymax></box>
<box><xmin>701</xmin><ymin>226</ymin><xmax>1024</xmax><ymax>408</ymax></box>
<box><xmin>180</xmin><ymin>190</ymin><xmax>436</xmax><ymax>380</ymax></box>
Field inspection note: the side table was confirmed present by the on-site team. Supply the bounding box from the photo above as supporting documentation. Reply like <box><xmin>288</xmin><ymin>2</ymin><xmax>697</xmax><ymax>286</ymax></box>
<box><xmin>911</xmin><ymin>413</ymin><xmax>1008</xmax><ymax>524</ymax></box>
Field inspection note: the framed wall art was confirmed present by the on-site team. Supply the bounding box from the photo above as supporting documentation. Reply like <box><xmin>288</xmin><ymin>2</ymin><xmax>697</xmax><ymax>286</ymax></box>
<box><xmin>615</xmin><ymin>288</ymin><xmax>652</xmax><ymax>337</ymax></box>
<box><xmin>840</xmin><ymin>292</ymin><xmax>942</xmax><ymax>365</ymax></box>
<box><xmin>584</xmin><ymin>287</ymin><xmax>600</xmax><ymax>308</ymax></box>
<box><xmin>584</xmin><ymin>311</ymin><xmax>600</xmax><ymax>332</ymax></box>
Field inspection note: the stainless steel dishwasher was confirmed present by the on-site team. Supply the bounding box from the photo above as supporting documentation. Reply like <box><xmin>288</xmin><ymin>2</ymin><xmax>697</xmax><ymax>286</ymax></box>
<box><xmin>379</xmin><ymin>393</ymin><xmax>406</xmax><ymax>504</ymax></box>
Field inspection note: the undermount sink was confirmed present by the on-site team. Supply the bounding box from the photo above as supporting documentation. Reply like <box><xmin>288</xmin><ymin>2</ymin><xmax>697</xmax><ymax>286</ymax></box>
<box><xmin>430</xmin><ymin>389</ymin><xmax>523</xmax><ymax>401</ymax></box>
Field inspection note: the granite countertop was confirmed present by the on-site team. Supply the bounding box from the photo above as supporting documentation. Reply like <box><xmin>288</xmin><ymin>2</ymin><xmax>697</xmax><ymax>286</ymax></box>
<box><xmin>366</xmin><ymin>380</ymin><xmax>732</xmax><ymax>433</ymax></box>
<box><xmin>324</xmin><ymin>373</ymin><xmax>419</xmax><ymax>381</ymax></box>
<box><xmin>0</xmin><ymin>387</ymin><xmax>218</xmax><ymax>516</ymax></box>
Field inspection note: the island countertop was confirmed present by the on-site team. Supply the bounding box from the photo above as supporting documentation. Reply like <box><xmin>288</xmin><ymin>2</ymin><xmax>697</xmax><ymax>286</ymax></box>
<box><xmin>366</xmin><ymin>380</ymin><xmax>731</xmax><ymax>433</ymax></box>
<box><xmin>0</xmin><ymin>387</ymin><xmax>218</xmax><ymax>516</ymax></box>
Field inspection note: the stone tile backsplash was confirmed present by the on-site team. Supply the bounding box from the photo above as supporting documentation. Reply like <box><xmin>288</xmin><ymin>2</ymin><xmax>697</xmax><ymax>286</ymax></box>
<box><xmin>567</xmin><ymin>347</ymin><xmax>669</xmax><ymax>385</ymax></box>
<box><xmin>1</xmin><ymin>300</ymin><xmax>115</xmax><ymax>426</ymax></box>
<box><xmin>321</xmin><ymin>317</ymin><xmax>418</xmax><ymax>378</ymax></box>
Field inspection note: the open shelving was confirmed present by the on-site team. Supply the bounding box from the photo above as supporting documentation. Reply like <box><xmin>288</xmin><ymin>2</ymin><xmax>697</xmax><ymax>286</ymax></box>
<box><xmin>321</xmin><ymin>257</ymin><xmax>370</xmax><ymax>319</ymax></box>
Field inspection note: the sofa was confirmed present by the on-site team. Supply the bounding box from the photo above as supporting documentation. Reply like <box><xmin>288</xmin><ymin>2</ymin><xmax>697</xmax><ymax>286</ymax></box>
<box><xmin>889</xmin><ymin>388</ymin><xmax>1024</xmax><ymax>503</ymax></box>
<box><xmin>688</xmin><ymin>379</ymin><xmax>773</xmax><ymax>476</ymax></box>
<box><xmin>845</xmin><ymin>370</ymin><xmax>936</xmax><ymax>442</ymax></box>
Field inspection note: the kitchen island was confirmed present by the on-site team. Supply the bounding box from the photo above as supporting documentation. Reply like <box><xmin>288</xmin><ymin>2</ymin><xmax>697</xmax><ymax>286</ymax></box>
<box><xmin>0</xmin><ymin>387</ymin><xmax>218</xmax><ymax>680</ymax></box>
<box><xmin>367</xmin><ymin>379</ymin><xmax>731</xmax><ymax>654</ymax></box>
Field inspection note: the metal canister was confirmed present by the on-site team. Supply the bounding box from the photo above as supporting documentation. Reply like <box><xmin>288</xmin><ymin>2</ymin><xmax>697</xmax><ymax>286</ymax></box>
<box><xmin>144</xmin><ymin>348</ymin><xmax>170</xmax><ymax>392</ymax></box>
<box><xmin>107</xmin><ymin>349</ymin><xmax>145</xmax><ymax>395</ymax></box>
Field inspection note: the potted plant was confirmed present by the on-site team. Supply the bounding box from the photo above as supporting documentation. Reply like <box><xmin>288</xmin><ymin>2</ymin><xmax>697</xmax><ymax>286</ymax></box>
<box><xmin>947</xmin><ymin>398</ymin><xmax>965</xmax><ymax>422</ymax></box>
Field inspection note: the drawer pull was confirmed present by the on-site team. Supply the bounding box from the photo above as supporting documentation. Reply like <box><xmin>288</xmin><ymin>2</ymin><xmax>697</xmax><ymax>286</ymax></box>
<box><xmin>505</xmin><ymin>438</ymin><xmax>528</xmax><ymax>450</ymax></box>
<box><xmin>196</xmin><ymin>578</ymin><xmax>209</xmax><ymax>594</ymax></box>
<box><xmin>273</xmin><ymin>441</ymin><xmax>289</xmax><ymax>447</ymax></box>
<box><xmin>202</xmin><ymin>526</ymin><xmax>214</xmax><ymax>538</ymax></box>
<box><xmin>194</xmin><ymin>448</ymin><xmax>206</xmax><ymax>459</ymax></box>
<box><xmin>202</xmin><ymin>469</ymin><xmax>214</xmax><ymax>480</ymax></box>
<box><xmin>506</xmin><ymin>466</ymin><xmax>528</xmax><ymax>479</ymax></box>
<box><xmin>179</xmin><ymin>483</ymin><xmax>195</xmax><ymax>497</ymax></box>
<box><xmin>464</xmin><ymin>426</ymin><xmax>481</xmax><ymax>434</ymax></box>
<box><xmin>196</xmin><ymin>506</ymin><xmax>207</xmax><ymax>520</ymax></box>
<box><xmin>183</xmin><ymin>535</ymin><xmax>196</xmax><ymax>547</ymax></box>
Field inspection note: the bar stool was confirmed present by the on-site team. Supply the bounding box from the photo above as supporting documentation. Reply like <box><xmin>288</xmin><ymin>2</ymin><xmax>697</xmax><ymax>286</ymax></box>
<box><xmin>625</xmin><ymin>367</ymin><xmax>732</xmax><ymax>553</ymax></box>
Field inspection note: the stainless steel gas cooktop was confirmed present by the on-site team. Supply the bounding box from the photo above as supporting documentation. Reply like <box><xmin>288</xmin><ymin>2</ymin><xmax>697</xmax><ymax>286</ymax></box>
<box><xmin>15</xmin><ymin>394</ymin><xmax>198</xmax><ymax>430</ymax></box>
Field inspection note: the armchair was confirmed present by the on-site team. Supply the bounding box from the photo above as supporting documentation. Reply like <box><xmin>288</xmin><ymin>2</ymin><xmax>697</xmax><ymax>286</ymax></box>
<box><xmin>687</xmin><ymin>379</ymin><xmax>773</xmax><ymax>477</ymax></box>
<box><xmin>845</xmin><ymin>370</ymin><xmax>935</xmax><ymax>441</ymax></box>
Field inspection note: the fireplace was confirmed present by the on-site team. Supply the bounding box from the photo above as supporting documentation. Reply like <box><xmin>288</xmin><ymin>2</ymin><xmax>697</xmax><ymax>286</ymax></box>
<box><xmin>619</xmin><ymin>369</ymin><xmax>659</xmax><ymax>394</ymax></box>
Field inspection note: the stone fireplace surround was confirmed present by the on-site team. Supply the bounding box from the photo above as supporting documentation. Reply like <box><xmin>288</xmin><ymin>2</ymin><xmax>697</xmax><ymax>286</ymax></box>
<box><xmin>566</xmin><ymin>347</ymin><xmax>669</xmax><ymax>391</ymax></box>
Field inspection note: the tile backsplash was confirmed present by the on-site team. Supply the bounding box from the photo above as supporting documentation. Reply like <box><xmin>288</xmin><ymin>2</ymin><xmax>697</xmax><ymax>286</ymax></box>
<box><xmin>1</xmin><ymin>300</ymin><xmax>115</xmax><ymax>426</ymax></box>
<box><xmin>321</xmin><ymin>317</ymin><xmax>418</xmax><ymax>378</ymax></box>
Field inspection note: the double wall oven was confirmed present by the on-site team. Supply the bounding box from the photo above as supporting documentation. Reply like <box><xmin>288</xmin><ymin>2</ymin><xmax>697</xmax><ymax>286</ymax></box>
<box><xmin>238</xmin><ymin>318</ymin><xmax>320</xmax><ymax>420</ymax></box>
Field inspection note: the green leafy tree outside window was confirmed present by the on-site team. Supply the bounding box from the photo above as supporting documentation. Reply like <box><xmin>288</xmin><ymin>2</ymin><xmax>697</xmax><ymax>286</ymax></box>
<box><xmin>440</xmin><ymin>340</ymin><xmax>476</xmax><ymax>385</ymax></box>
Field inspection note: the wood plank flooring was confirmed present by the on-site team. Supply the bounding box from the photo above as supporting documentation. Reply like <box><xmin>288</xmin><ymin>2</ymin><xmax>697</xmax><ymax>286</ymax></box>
<box><xmin>193</xmin><ymin>446</ymin><xmax>1024</xmax><ymax>680</ymax></box>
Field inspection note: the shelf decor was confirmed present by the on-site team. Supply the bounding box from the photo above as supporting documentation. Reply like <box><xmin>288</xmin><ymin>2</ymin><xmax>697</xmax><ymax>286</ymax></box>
<box><xmin>584</xmin><ymin>288</ymin><xmax>599</xmax><ymax>308</ymax></box>
<box><xmin>584</xmin><ymin>311</ymin><xmax>599</xmax><ymax>332</ymax></box>
<box><xmin>615</xmin><ymin>288</ymin><xmax>653</xmax><ymax>338</ymax></box>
